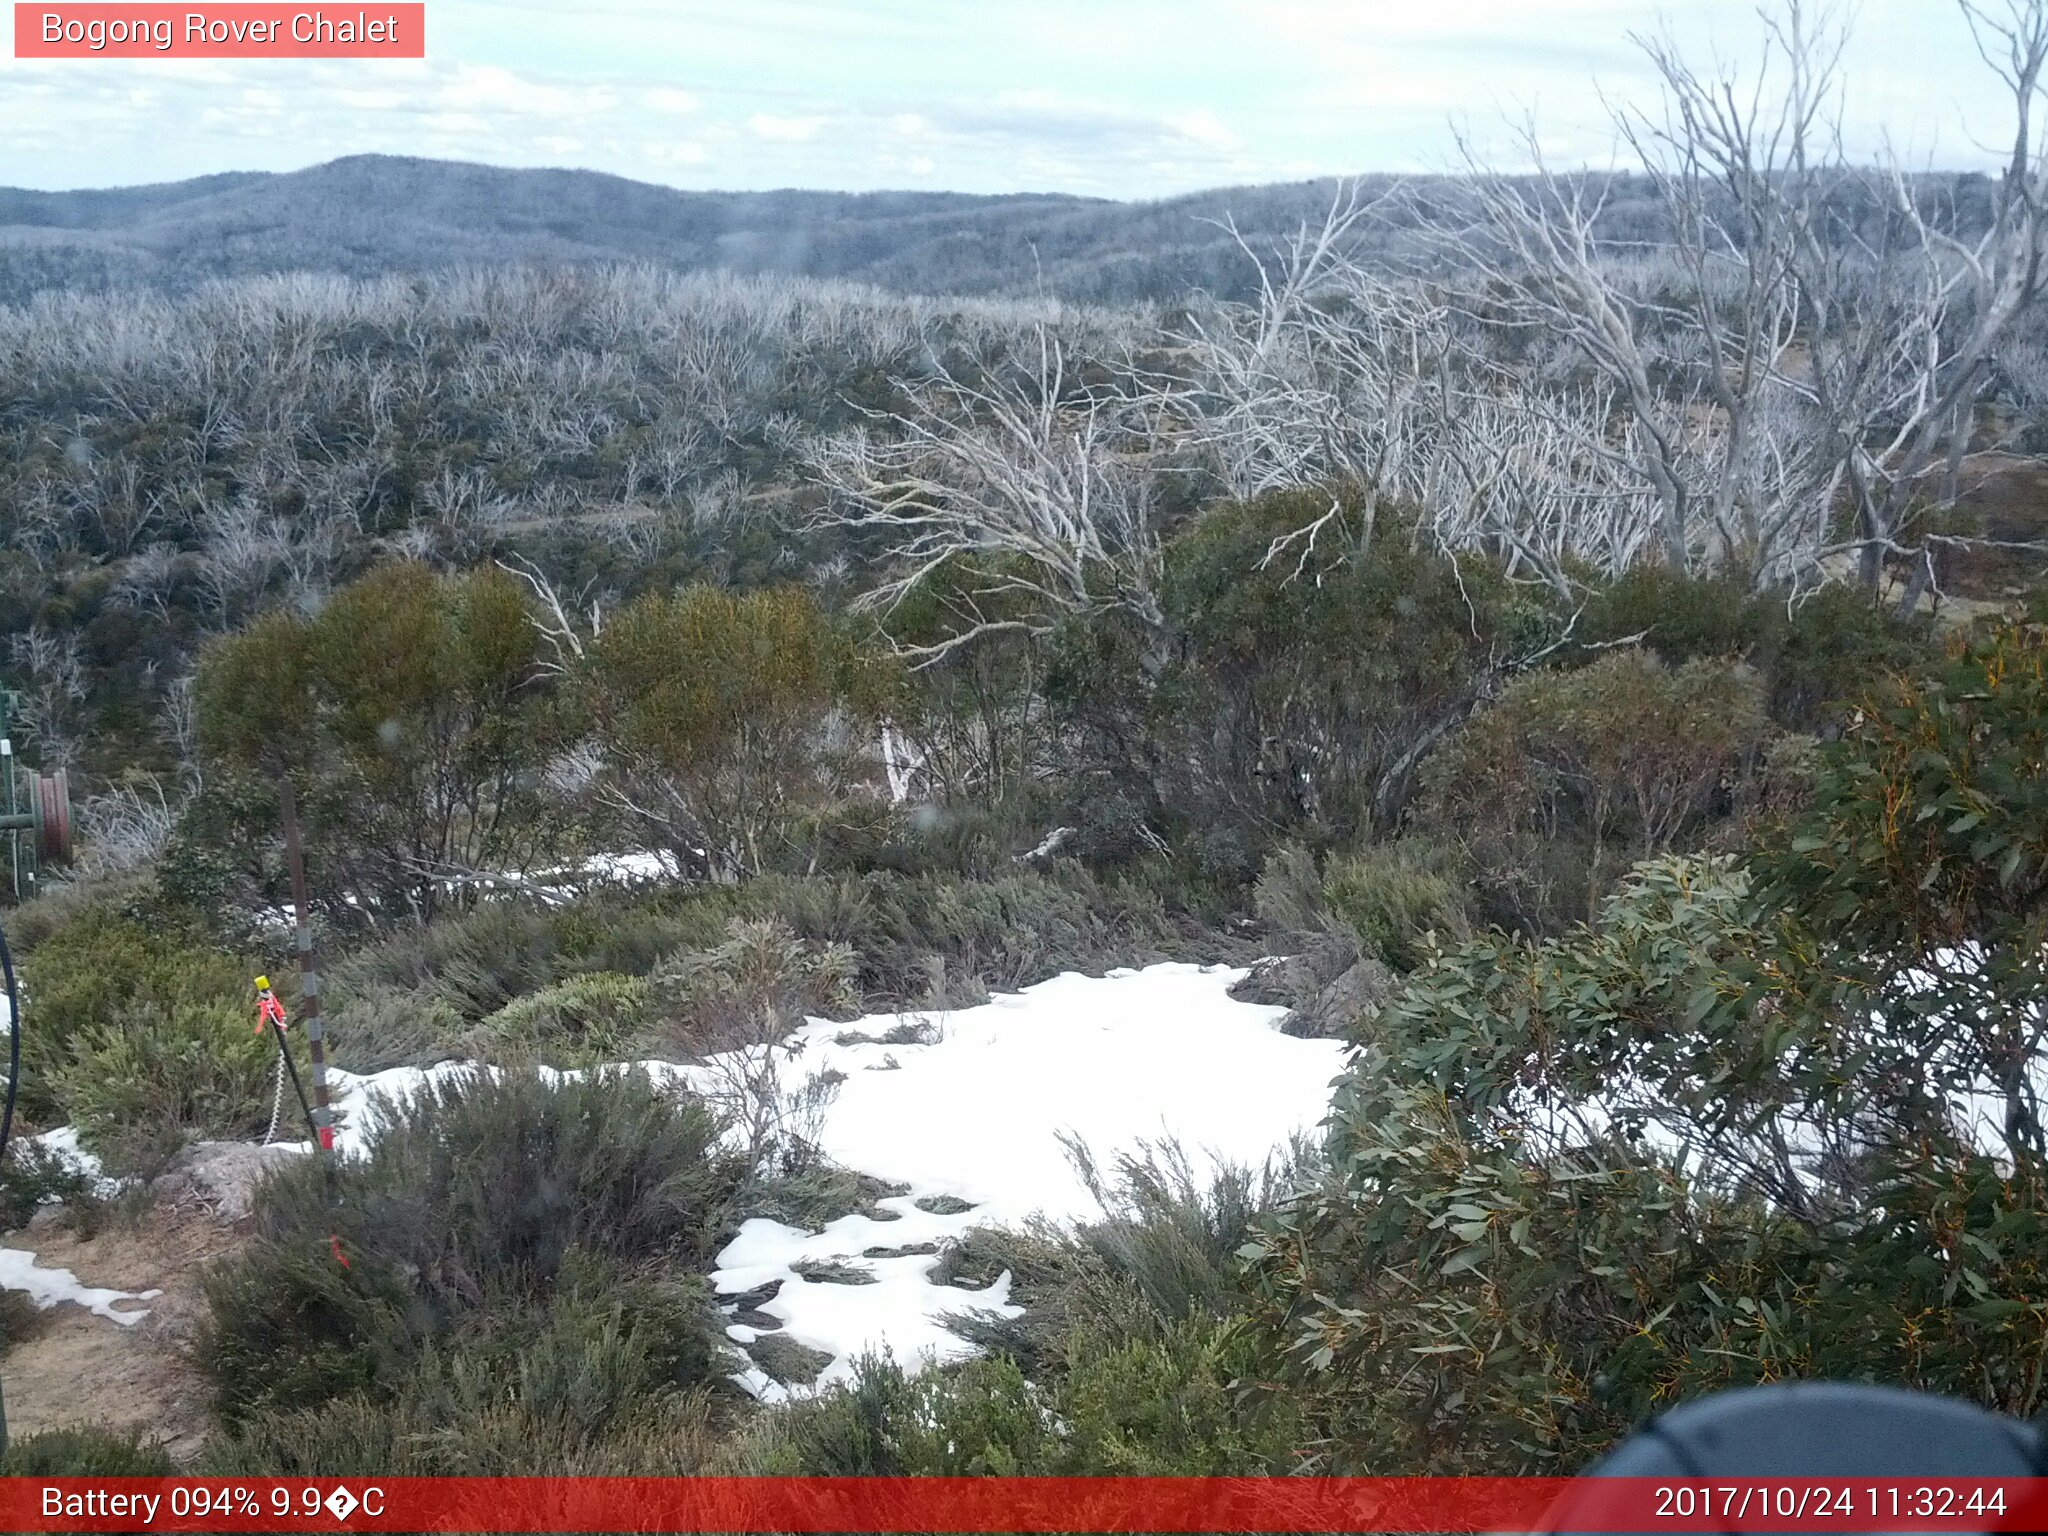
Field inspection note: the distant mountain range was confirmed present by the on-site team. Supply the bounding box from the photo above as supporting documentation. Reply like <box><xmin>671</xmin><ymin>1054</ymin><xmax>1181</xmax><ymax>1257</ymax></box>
<box><xmin>0</xmin><ymin>154</ymin><xmax>1418</xmax><ymax>306</ymax></box>
<box><xmin>1</xmin><ymin>154</ymin><xmax>1988</xmax><ymax>308</ymax></box>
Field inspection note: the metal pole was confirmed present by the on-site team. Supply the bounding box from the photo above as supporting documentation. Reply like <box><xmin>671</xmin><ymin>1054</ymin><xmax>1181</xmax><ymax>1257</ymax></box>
<box><xmin>277</xmin><ymin>778</ymin><xmax>335</xmax><ymax>1157</ymax></box>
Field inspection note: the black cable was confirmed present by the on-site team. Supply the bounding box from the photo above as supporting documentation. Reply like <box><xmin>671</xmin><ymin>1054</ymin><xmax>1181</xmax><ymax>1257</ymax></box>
<box><xmin>0</xmin><ymin>908</ymin><xmax>17</xmax><ymax>1461</ymax></box>
<box><xmin>0</xmin><ymin>908</ymin><xmax>19</xmax><ymax>1163</ymax></box>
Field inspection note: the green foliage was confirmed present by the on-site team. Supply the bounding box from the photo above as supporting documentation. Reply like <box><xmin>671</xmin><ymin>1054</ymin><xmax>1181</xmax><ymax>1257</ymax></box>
<box><xmin>1145</xmin><ymin>493</ymin><xmax>1521</xmax><ymax>846</ymax></box>
<box><xmin>12</xmin><ymin>897</ymin><xmax>271</xmax><ymax>1166</ymax></box>
<box><xmin>323</xmin><ymin>868</ymin><xmax>1202</xmax><ymax>1076</ymax></box>
<box><xmin>1250</xmin><ymin>642</ymin><xmax>2048</xmax><ymax>1475</ymax></box>
<box><xmin>0</xmin><ymin>1140</ymin><xmax>92</xmax><ymax>1232</ymax></box>
<box><xmin>0</xmin><ymin>1425</ymin><xmax>176</xmax><ymax>1475</ymax></box>
<box><xmin>1748</xmin><ymin>622</ymin><xmax>2048</xmax><ymax>1171</ymax></box>
<box><xmin>583</xmin><ymin>584</ymin><xmax>891</xmax><ymax>879</ymax></box>
<box><xmin>1576</xmin><ymin>568</ymin><xmax>1932</xmax><ymax>729</ymax></box>
<box><xmin>750</xmin><ymin>1311</ymin><xmax>1298</xmax><ymax>1477</ymax></box>
<box><xmin>204</xmin><ymin>1387</ymin><xmax>726</xmax><ymax>1477</ymax></box>
<box><xmin>16</xmin><ymin>903</ymin><xmax>251</xmax><ymax>1120</ymax></box>
<box><xmin>201</xmin><ymin>1069</ymin><xmax>746</xmax><ymax>1430</ymax></box>
<box><xmin>879</xmin><ymin>560</ymin><xmax>1052</xmax><ymax>808</ymax></box>
<box><xmin>1417</xmin><ymin>651</ymin><xmax>1774</xmax><ymax>931</ymax></box>
<box><xmin>1321</xmin><ymin>840</ymin><xmax>1473</xmax><ymax>970</ymax></box>
<box><xmin>1250</xmin><ymin>842</ymin><xmax>1324</xmax><ymax>934</ymax></box>
<box><xmin>473</xmin><ymin>972</ymin><xmax>650</xmax><ymax>1067</ymax></box>
<box><xmin>651</xmin><ymin>917</ymin><xmax>858</xmax><ymax>1053</ymax></box>
<box><xmin>193</xmin><ymin>562</ymin><xmax>567</xmax><ymax>924</ymax></box>
<box><xmin>56</xmin><ymin>997</ymin><xmax>275</xmax><ymax>1173</ymax></box>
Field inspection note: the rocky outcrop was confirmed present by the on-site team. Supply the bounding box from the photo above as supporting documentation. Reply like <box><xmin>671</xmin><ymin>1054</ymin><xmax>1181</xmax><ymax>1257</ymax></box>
<box><xmin>1233</xmin><ymin>934</ymin><xmax>1399</xmax><ymax>1040</ymax></box>
<box><xmin>149</xmin><ymin>1141</ymin><xmax>301</xmax><ymax>1222</ymax></box>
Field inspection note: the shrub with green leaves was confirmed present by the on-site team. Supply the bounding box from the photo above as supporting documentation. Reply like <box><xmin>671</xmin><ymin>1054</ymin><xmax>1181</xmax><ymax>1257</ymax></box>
<box><xmin>1320</xmin><ymin>839</ymin><xmax>1472</xmax><ymax>970</ymax></box>
<box><xmin>1143</xmin><ymin>492</ymin><xmax>1525</xmax><ymax>847</ymax></box>
<box><xmin>582</xmin><ymin>584</ymin><xmax>892</xmax><ymax>880</ymax></box>
<box><xmin>1747</xmin><ymin>622</ymin><xmax>2048</xmax><ymax>1174</ymax></box>
<box><xmin>1</xmin><ymin>1426</ymin><xmax>175</xmax><ymax>1475</ymax></box>
<box><xmin>11</xmin><ymin>898</ymin><xmax>273</xmax><ymax>1169</ymax></box>
<box><xmin>745</xmin><ymin>1311</ymin><xmax>1300</xmax><ymax>1477</ymax></box>
<box><xmin>192</xmin><ymin>561</ymin><xmax>569</xmax><ymax>925</ymax></box>
<box><xmin>56</xmin><ymin>998</ymin><xmax>275</xmax><ymax>1173</ymax></box>
<box><xmin>1575</xmin><ymin>567</ymin><xmax>1933</xmax><ymax>730</ymax></box>
<box><xmin>16</xmin><ymin>903</ymin><xmax>253</xmax><ymax>1122</ymax></box>
<box><xmin>1416</xmin><ymin>650</ymin><xmax>1773</xmax><ymax>931</ymax></box>
<box><xmin>652</xmin><ymin>917</ymin><xmax>858</xmax><ymax>1054</ymax></box>
<box><xmin>0</xmin><ymin>1140</ymin><xmax>93</xmax><ymax>1232</ymax></box>
<box><xmin>474</xmin><ymin>972</ymin><xmax>650</xmax><ymax>1067</ymax></box>
<box><xmin>201</xmin><ymin>1068</ymin><xmax>746</xmax><ymax>1433</ymax></box>
<box><xmin>1249</xmin><ymin>625</ymin><xmax>2048</xmax><ymax>1472</ymax></box>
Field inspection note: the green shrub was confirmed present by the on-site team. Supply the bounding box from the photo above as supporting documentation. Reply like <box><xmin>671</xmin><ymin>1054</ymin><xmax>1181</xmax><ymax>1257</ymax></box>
<box><xmin>937</xmin><ymin>1142</ymin><xmax>1297</xmax><ymax>1379</ymax></box>
<box><xmin>56</xmin><ymin>997</ymin><xmax>275</xmax><ymax>1173</ymax></box>
<box><xmin>0</xmin><ymin>1425</ymin><xmax>175</xmax><ymax>1475</ymax></box>
<box><xmin>194</xmin><ymin>562</ymin><xmax>571</xmax><ymax>926</ymax></box>
<box><xmin>1415</xmin><ymin>651</ymin><xmax>1774</xmax><ymax>932</ymax></box>
<box><xmin>744</xmin><ymin>1316</ymin><xmax>1301</xmax><ymax>1476</ymax></box>
<box><xmin>1251</xmin><ymin>843</ymin><xmax>1325</xmax><ymax>934</ymax></box>
<box><xmin>1576</xmin><ymin>568</ymin><xmax>1933</xmax><ymax>729</ymax></box>
<box><xmin>205</xmin><ymin>1371</ymin><xmax>726</xmax><ymax>1476</ymax></box>
<box><xmin>651</xmin><ymin>918</ymin><xmax>858</xmax><ymax>1054</ymax></box>
<box><xmin>322</xmin><ymin>983</ymin><xmax>468</xmax><ymax>1073</ymax></box>
<box><xmin>1321</xmin><ymin>840</ymin><xmax>1472</xmax><ymax>970</ymax></box>
<box><xmin>475</xmin><ymin>973</ymin><xmax>650</xmax><ymax>1067</ymax></box>
<box><xmin>1150</xmin><ymin>494</ymin><xmax>1519</xmax><ymax>847</ymax></box>
<box><xmin>201</xmin><ymin>1068</ymin><xmax>746</xmax><ymax>1428</ymax></box>
<box><xmin>0</xmin><ymin>1285</ymin><xmax>49</xmax><ymax>1350</ymax></box>
<box><xmin>16</xmin><ymin>904</ymin><xmax>253</xmax><ymax>1124</ymax></box>
<box><xmin>581</xmin><ymin>584</ymin><xmax>891</xmax><ymax>880</ymax></box>
<box><xmin>0</xmin><ymin>1141</ymin><xmax>93</xmax><ymax>1232</ymax></box>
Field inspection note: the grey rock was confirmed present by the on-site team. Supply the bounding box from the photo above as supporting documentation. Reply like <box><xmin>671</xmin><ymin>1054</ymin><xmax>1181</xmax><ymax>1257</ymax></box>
<box><xmin>25</xmin><ymin>1203</ymin><xmax>67</xmax><ymax>1235</ymax></box>
<box><xmin>150</xmin><ymin>1140</ymin><xmax>301</xmax><ymax>1222</ymax></box>
<box><xmin>1283</xmin><ymin>956</ymin><xmax>1400</xmax><ymax>1039</ymax></box>
<box><xmin>1231</xmin><ymin>933</ymin><xmax>1356</xmax><ymax>1010</ymax></box>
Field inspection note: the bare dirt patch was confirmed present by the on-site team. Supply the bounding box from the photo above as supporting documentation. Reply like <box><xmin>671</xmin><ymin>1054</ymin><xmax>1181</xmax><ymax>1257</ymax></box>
<box><xmin>1</xmin><ymin>1202</ymin><xmax>247</xmax><ymax>1462</ymax></box>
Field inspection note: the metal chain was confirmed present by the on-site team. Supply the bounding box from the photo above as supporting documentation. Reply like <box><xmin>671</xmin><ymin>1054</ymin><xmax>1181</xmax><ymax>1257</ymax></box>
<box><xmin>261</xmin><ymin>1047</ymin><xmax>285</xmax><ymax>1146</ymax></box>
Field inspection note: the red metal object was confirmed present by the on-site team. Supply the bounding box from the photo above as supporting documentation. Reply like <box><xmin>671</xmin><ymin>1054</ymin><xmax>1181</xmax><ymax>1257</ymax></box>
<box><xmin>32</xmin><ymin>769</ymin><xmax>69</xmax><ymax>863</ymax></box>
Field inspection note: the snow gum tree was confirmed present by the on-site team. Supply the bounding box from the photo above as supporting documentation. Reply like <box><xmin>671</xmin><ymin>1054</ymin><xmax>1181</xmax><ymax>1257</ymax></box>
<box><xmin>190</xmin><ymin>561</ymin><xmax>566</xmax><ymax>923</ymax></box>
<box><xmin>580</xmin><ymin>585</ymin><xmax>893</xmax><ymax>881</ymax></box>
<box><xmin>1246</xmin><ymin>627</ymin><xmax>2048</xmax><ymax>1474</ymax></box>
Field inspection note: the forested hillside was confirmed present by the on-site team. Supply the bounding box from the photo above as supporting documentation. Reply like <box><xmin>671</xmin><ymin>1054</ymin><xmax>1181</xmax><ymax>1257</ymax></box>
<box><xmin>2</xmin><ymin>152</ymin><xmax>2008</xmax><ymax>308</ymax></box>
<box><xmin>3</xmin><ymin>0</ymin><xmax>2048</xmax><ymax>1489</ymax></box>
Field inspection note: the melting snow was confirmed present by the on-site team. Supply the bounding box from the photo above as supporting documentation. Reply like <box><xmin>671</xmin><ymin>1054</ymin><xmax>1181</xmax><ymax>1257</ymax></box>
<box><xmin>15</xmin><ymin>963</ymin><xmax>1343</xmax><ymax>1387</ymax></box>
<box><xmin>697</xmin><ymin>963</ymin><xmax>1343</xmax><ymax>1393</ymax></box>
<box><xmin>0</xmin><ymin>1248</ymin><xmax>160</xmax><ymax>1326</ymax></box>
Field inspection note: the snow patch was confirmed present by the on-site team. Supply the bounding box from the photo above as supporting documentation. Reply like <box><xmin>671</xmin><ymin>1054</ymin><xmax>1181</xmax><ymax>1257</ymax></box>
<box><xmin>19</xmin><ymin>963</ymin><xmax>1343</xmax><ymax>1391</ymax></box>
<box><xmin>699</xmin><ymin>963</ymin><xmax>1343</xmax><ymax>1390</ymax></box>
<box><xmin>0</xmin><ymin>1248</ymin><xmax>160</xmax><ymax>1326</ymax></box>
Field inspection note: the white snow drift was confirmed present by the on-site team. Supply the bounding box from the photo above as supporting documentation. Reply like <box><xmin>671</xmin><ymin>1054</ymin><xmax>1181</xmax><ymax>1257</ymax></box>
<box><xmin>0</xmin><ymin>1248</ymin><xmax>159</xmax><ymax>1326</ymax></box>
<box><xmin>4</xmin><ymin>963</ymin><xmax>1345</xmax><ymax>1386</ymax></box>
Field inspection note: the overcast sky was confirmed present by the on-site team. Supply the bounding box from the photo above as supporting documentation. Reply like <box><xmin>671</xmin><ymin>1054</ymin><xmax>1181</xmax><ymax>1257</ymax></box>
<box><xmin>0</xmin><ymin>1</ymin><xmax>2019</xmax><ymax>197</ymax></box>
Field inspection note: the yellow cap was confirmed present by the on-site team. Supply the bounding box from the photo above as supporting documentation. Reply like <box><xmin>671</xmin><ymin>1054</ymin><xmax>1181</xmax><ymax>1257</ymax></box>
<box><xmin>254</xmin><ymin>975</ymin><xmax>270</xmax><ymax>991</ymax></box>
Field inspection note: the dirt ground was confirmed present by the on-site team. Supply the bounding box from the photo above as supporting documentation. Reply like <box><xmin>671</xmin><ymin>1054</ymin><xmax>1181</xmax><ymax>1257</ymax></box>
<box><xmin>2</xmin><ymin>1203</ymin><xmax>244</xmax><ymax>1461</ymax></box>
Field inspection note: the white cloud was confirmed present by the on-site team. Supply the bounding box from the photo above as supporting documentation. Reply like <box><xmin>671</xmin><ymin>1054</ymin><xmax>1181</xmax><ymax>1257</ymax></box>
<box><xmin>0</xmin><ymin>0</ymin><xmax>2016</xmax><ymax>197</ymax></box>
<box><xmin>748</xmin><ymin>112</ymin><xmax>826</xmax><ymax>143</ymax></box>
<box><xmin>642</xmin><ymin>86</ymin><xmax>700</xmax><ymax>115</ymax></box>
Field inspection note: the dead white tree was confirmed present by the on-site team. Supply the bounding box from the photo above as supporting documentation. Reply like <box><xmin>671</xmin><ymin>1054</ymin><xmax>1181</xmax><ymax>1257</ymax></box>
<box><xmin>1794</xmin><ymin>0</ymin><xmax>2048</xmax><ymax>601</ymax></box>
<box><xmin>1434</xmin><ymin>0</ymin><xmax>2048</xmax><ymax>593</ymax></box>
<box><xmin>1175</xmin><ymin>182</ymin><xmax>1444</xmax><ymax>509</ymax></box>
<box><xmin>806</xmin><ymin>327</ymin><xmax>1169</xmax><ymax>669</ymax></box>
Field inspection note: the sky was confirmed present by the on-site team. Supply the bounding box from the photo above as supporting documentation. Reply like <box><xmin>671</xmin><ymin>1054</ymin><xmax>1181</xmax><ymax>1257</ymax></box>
<box><xmin>0</xmin><ymin>0</ymin><xmax>2021</xmax><ymax>198</ymax></box>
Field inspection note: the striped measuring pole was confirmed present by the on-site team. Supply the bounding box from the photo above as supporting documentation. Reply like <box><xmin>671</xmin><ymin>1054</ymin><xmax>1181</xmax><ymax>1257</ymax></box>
<box><xmin>276</xmin><ymin>777</ymin><xmax>336</xmax><ymax>1157</ymax></box>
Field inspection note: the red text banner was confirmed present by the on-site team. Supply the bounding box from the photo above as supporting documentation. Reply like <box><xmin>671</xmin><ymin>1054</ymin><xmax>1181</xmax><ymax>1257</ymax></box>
<box><xmin>8</xmin><ymin>1476</ymin><xmax>2048</xmax><ymax>1533</ymax></box>
<box><xmin>15</xmin><ymin>5</ymin><xmax>424</xmax><ymax>58</ymax></box>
